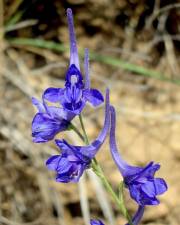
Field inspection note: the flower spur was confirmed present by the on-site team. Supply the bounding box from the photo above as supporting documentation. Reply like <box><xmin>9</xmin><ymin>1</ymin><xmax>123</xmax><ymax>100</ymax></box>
<box><xmin>109</xmin><ymin>106</ymin><xmax>168</xmax><ymax>206</ymax></box>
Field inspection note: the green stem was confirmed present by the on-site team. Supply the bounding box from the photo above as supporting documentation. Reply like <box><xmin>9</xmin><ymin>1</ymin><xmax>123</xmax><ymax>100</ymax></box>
<box><xmin>91</xmin><ymin>159</ymin><xmax>133</xmax><ymax>225</ymax></box>
<box><xmin>69</xmin><ymin>122</ymin><xmax>85</xmax><ymax>142</ymax></box>
<box><xmin>79</xmin><ymin>114</ymin><xmax>89</xmax><ymax>145</ymax></box>
<box><xmin>78</xmin><ymin>113</ymin><xmax>133</xmax><ymax>225</ymax></box>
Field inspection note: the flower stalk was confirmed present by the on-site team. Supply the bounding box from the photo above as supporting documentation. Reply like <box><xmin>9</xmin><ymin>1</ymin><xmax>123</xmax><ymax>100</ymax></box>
<box><xmin>78</xmin><ymin>113</ymin><xmax>133</xmax><ymax>225</ymax></box>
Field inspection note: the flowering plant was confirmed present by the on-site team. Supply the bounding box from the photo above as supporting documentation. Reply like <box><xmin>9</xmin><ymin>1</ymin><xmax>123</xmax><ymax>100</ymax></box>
<box><xmin>31</xmin><ymin>8</ymin><xmax>167</xmax><ymax>225</ymax></box>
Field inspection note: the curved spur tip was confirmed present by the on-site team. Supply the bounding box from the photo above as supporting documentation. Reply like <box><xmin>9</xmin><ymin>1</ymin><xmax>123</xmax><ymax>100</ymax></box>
<box><xmin>67</xmin><ymin>8</ymin><xmax>72</xmax><ymax>17</ymax></box>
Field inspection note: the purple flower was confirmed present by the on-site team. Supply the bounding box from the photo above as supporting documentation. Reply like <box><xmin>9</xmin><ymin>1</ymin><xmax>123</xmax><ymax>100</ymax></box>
<box><xmin>43</xmin><ymin>9</ymin><xmax>104</xmax><ymax>115</ymax></box>
<box><xmin>90</xmin><ymin>219</ymin><xmax>105</xmax><ymax>225</ymax></box>
<box><xmin>46</xmin><ymin>89</ymin><xmax>110</xmax><ymax>182</ymax></box>
<box><xmin>109</xmin><ymin>106</ymin><xmax>168</xmax><ymax>206</ymax></box>
<box><xmin>46</xmin><ymin>139</ymin><xmax>89</xmax><ymax>182</ymax></box>
<box><xmin>31</xmin><ymin>97</ymin><xmax>75</xmax><ymax>143</ymax></box>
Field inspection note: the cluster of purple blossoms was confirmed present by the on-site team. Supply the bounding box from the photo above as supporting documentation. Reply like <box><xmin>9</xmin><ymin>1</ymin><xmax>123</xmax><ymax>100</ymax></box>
<box><xmin>32</xmin><ymin>9</ymin><xmax>104</xmax><ymax>143</ymax></box>
<box><xmin>31</xmin><ymin>8</ymin><xmax>168</xmax><ymax>225</ymax></box>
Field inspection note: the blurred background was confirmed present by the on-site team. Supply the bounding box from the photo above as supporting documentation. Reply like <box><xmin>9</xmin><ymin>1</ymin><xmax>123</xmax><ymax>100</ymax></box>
<box><xmin>0</xmin><ymin>0</ymin><xmax>180</xmax><ymax>224</ymax></box>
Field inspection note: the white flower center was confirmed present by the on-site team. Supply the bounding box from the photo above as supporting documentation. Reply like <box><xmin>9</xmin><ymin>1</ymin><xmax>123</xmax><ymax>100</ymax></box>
<box><xmin>71</xmin><ymin>75</ymin><xmax>78</xmax><ymax>84</ymax></box>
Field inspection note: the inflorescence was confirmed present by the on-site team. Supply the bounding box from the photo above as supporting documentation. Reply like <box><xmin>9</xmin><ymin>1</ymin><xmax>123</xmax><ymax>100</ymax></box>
<box><xmin>31</xmin><ymin>8</ymin><xmax>168</xmax><ymax>225</ymax></box>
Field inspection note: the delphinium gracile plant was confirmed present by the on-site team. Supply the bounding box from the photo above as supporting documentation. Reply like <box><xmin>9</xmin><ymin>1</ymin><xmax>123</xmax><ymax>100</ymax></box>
<box><xmin>31</xmin><ymin>8</ymin><xmax>168</xmax><ymax>225</ymax></box>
